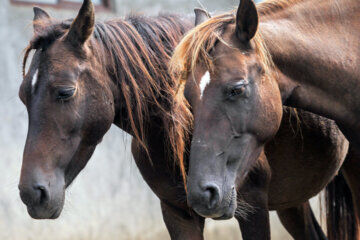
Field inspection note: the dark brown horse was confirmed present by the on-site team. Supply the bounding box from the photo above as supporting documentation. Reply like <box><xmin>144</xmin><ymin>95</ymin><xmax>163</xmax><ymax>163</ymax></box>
<box><xmin>171</xmin><ymin>2</ymin><xmax>359</xmax><ymax>239</ymax></box>
<box><xmin>19</xmin><ymin>0</ymin><xmax>193</xmax><ymax>221</ymax></box>
<box><xmin>18</xmin><ymin>1</ymin><xmax>354</xmax><ymax>240</ymax></box>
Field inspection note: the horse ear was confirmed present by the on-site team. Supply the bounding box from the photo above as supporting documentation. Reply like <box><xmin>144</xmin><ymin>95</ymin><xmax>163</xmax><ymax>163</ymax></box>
<box><xmin>33</xmin><ymin>7</ymin><xmax>50</xmax><ymax>20</ymax></box>
<box><xmin>66</xmin><ymin>0</ymin><xmax>95</xmax><ymax>46</ymax></box>
<box><xmin>33</xmin><ymin>7</ymin><xmax>51</xmax><ymax>34</ymax></box>
<box><xmin>235</xmin><ymin>0</ymin><xmax>259</xmax><ymax>41</ymax></box>
<box><xmin>194</xmin><ymin>8</ymin><xmax>211</xmax><ymax>26</ymax></box>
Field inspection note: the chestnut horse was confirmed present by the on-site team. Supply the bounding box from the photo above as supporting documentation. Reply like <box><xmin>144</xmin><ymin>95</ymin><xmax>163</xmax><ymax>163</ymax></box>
<box><xmin>171</xmin><ymin>2</ymin><xmax>359</xmax><ymax>240</ymax></box>
<box><xmin>18</xmin><ymin>0</ymin><xmax>353</xmax><ymax>239</ymax></box>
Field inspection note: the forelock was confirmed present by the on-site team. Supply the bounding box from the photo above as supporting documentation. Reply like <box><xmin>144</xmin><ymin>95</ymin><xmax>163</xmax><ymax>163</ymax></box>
<box><xmin>23</xmin><ymin>19</ymin><xmax>72</xmax><ymax>77</ymax></box>
<box><xmin>31</xmin><ymin>19</ymin><xmax>72</xmax><ymax>49</ymax></box>
<box><xmin>170</xmin><ymin>10</ymin><xmax>274</xmax><ymax>93</ymax></box>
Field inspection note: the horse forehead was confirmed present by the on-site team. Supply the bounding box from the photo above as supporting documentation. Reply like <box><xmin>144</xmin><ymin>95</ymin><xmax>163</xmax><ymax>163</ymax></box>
<box><xmin>214</xmin><ymin>45</ymin><xmax>249</xmax><ymax>64</ymax></box>
<box><xmin>213</xmin><ymin>32</ymin><xmax>255</xmax><ymax>65</ymax></box>
<box><xmin>48</xmin><ymin>51</ymin><xmax>79</xmax><ymax>68</ymax></box>
<box><xmin>213</xmin><ymin>53</ymin><xmax>256</xmax><ymax>82</ymax></box>
<box><xmin>46</xmin><ymin>43</ymin><xmax>81</xmax><ymax>67</ymax></box>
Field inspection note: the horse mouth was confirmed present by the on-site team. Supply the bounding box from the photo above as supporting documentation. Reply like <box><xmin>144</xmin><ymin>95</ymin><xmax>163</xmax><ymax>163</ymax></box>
<box><xmin>192</xmin><ymin>188</ymin><xmax>237</xmax><ymax>219</ymax></box>
<box><xmin>212</xmin><ymin>189</ymin><xmax>236</xmax><ymax>220</ymax></box>
<box><xmin>26</xmin><ymin>201</ymin><xmax>64</xmax><ymax>220</ymax></box>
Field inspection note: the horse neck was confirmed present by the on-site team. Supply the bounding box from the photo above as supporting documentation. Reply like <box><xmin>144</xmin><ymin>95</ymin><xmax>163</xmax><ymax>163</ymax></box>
<box><xmin>259</xmin><ymin>0</ymin><xmax>360</xmax><ymax>141</ymax></box>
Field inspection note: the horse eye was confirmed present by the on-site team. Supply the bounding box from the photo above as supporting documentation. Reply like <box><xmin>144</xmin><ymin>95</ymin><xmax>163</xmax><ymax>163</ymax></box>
<box><xmin>229</xmin><ymin>85</ymin><xmax>246</xmax><ymax>97</ymax></box>
<box><xmin>227</xmin><ymin>79</ymin><xmax>249</xmax><ymax>98</ymax></box>
<box><xmin>57</xmin><ymin>88</ymin><xmax>75</xmax><ymax>100</ymax></box>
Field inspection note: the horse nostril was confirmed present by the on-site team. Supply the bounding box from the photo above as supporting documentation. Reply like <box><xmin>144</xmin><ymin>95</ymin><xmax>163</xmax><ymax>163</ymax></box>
<box><xmin>203</xmin><ymin>183</ymin><xmax>220</xmax><ymax>210</ymax></box>
<box><xmin>19</xmin><ymin>184</ymin><xmax>50</xmax><ymax>207</ymax></box>
<box><xmin>34</xmin><ymin>185</ymin><xmax>49</xmax><ymax>205</ymax></box>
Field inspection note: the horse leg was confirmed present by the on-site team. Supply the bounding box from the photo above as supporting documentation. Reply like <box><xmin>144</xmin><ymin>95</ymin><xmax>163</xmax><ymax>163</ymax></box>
<box><xmin>236</xmin><ymin>152</ymin><xmax>271</xmax><ymax>240</ymax></box>
<box><xmin>277</xmin><ymin>201</ymin><xmax>326</xmax><ymax>240</ymax></box>
<box><xmin>236</xmin><ymin>190</ymin><xmax>270</xmax><ymax>240</ymax></box>
<box><xmin>161</xmin><ymin>201</ymin><xmax>205</xmax><ymax>240</ymax></box>
<box><xmin>340</xmin><ymin>146</ymin><xmax>360</xmax><ymax>239</ymax></box>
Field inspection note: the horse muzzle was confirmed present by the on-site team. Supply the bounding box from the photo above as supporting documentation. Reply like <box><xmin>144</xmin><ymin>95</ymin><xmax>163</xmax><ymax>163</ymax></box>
<box><xmin>18</xmin><ymin>169</ymin><xmax>66</xmax><ymax>219</ymax></box>
<box><xmin>187</xmin><ymin>182</ymin><xmax>237</xmax><ymax>220</ymax></box>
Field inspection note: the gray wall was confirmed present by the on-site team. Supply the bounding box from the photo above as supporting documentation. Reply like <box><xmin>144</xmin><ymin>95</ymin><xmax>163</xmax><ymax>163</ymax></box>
<box><xmin>0</xmin><ymin>0</ymin><xmax>307</xmax><ymax>239</ymax></box>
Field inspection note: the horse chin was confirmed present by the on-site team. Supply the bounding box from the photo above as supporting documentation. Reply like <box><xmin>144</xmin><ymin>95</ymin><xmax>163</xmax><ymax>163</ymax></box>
<box><xmin>212</xmin><ymin>209</ymin><xmax>235</xmax><ymax>220</ymax></box>
<box><xmin>27</xmin><ymin>205</ymin><xmax>63</xmax><ymax>219</ymax></box>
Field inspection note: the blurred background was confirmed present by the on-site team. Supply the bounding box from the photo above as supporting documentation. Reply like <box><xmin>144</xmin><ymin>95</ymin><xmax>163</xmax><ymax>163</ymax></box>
<box><xmin>0</xmin><ymin>0</ymin><xmax>322</xmax><ymax>239</ymax></box>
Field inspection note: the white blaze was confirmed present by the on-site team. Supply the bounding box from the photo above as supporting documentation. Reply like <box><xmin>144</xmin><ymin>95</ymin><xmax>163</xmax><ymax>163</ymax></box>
<box><xmin>31</xmin><ymin>69</ymin><xmax>38</xmax><ymax>88</ymax></box>
<box><xmin>199</xmin><ymin>71</ymin><xmax>211</xmax><ymax>99</ymax></box>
